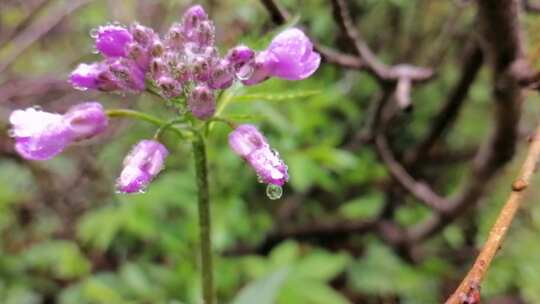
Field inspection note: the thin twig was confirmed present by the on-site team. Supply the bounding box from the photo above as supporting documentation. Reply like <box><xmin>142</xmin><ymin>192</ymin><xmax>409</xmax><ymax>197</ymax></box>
<box><xmin>406</xmin><ymin>43</ymin><xmax>484</xmax><ymax>165</ymax></box>
<box><xmin>375</xmin><ymin>134</ymin><xmax>449</xmax><ymax>211</ymax></box>
<box><xmin>330</xmin><ymin>0</ymin><xmax>433</xmax><ymax>84</ymax></box>
<box><xmin>445</xmin><ymin>125</ymin><xmax>540</xmax><ymax>304</ymax></box>
<box><xmin>408</xmin><ymin>0</ymin><xmax>526</xmax><ymax>242</ymax></box>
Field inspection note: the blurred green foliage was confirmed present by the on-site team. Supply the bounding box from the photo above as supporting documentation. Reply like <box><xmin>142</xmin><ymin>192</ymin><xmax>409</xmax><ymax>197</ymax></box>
<box><xmin>1</xmin><ymin>0</ymin><xmax>540</xmax><ymax>303</ymax></box>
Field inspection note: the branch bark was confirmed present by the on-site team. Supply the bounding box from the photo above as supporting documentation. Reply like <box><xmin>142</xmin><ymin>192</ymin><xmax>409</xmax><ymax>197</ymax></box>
<box><xmin>445</xmin><ymin>124</ymin><xmax>540</xmax><ymax>304</ymax></box>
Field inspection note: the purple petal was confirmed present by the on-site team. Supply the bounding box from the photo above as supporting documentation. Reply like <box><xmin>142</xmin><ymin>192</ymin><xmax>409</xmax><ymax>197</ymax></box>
<box><xmin>265</xmin><ymin>28</ymin><xmax>321</xmax><ymax>80</ymax></box>
<box><xmin>95</xmin><ymin>25</ymin><xmax>133</xmax><ymax>57</ymax></box>
<box><xmin>9</xmin><ymin>108</ymin><xmax>73</xmax><ymax>160</ymax></box>
<box><xmin>63</xmin><ymin>102</ymin><xmax>108</xmax><ymax>141</ymax></box>
<box><xmin>228</xmin><ymin>124</ymin><xmax>269</xmax><ymax>157</ymax></box>
<box><xmin>246</xmin><ymin>147</ymin><xmax>289</xmax><ymax>186</ymax></box>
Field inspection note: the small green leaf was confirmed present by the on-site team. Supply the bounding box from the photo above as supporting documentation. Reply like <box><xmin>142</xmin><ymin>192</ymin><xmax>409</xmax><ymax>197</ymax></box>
<box><xmin>295</xmin><ymin>251</ymin><xmax>350</xmax><ymax>281</ymax></box>
<box><xmin>278</xmin><ymin>278</ymin><xmax>350</xmax><ymax>304</ymax></box>
<box><xmin>232</xmin><ymin>267</ymin><xmax>290</xmax><ymax>304</ymax></box>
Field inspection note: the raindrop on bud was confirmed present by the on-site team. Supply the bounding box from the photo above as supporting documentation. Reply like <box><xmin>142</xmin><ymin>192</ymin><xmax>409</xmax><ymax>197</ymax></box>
<box><xmin>266</xmin><ymin>184</ymin><xmax>283</xmax><ymax>200</ymax></box>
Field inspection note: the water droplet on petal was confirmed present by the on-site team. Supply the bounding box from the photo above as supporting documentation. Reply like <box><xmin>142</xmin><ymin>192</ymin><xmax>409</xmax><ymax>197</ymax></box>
<box><xmin>266</xmin><ymin>184</ymin><xmax>283</xmax><ymax>200</ymax></box>
<box><xmin>89</xmin><ymin>28</ymin><xmax>99</xmax><ymax>38</ymax></box>
<box><xmin>236</xmin><ymin>65</ymin><xmax>254</xmax><ymax>81</ymax></box>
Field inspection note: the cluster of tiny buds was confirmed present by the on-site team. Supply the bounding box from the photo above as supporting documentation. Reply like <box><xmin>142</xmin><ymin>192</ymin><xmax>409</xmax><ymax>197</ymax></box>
<box><xmin>9</xmin><ymin>4</ymin><xmax>321</xmax><ymax>195</ymax></box>
<box><xmin>70</xmin><ymin>5</ymin><xmax>320</xmax><ymax>120</ymax></box>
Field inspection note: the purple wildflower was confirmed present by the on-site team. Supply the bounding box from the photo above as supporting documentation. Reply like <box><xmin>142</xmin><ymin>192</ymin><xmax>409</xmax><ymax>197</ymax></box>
<box><xmin>242</xmin><ymin>28</ymin><xmax>321</xmax><ymax>85</ymax></box>
<box><xmin>264</xmin><ymin>28</ymin><xmax>321</xmax><ymax>80</ymax></box>
<box><xmin>9</xmin><ymin>108</ymin><xmax>71</xmax><ymax>160</ymax></box>
<box><xmin>228</xmin><ymin>124</ymin><xmax>289</xmax><ymax>186</ymax></box>
<box><xmin>117</xmin><ymin>140</ymin><xmax>169</xmax><ymax>193</ymax></box>
<box><xmin>95</xmin><ymin>25</ymin><xmax>133</xmax><ymax>58</ymax></box>
<box><xmin>9</xmin><ymin>102</ymin><xmax>108</xmax><ymax>160</ymax></box>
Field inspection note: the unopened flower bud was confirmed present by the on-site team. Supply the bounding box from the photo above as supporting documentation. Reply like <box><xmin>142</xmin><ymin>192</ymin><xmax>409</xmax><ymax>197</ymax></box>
<box><xmin>241</xmin><ymin>51</ymin><xmax>272</xmax><ymax>85</ymax></box>
<box><xmin>129</xmin><ymin>22</ymin><xmax>157</xmax><ymax>48</ymax></box>
<box><xmin>182</xmin><ymin>5</ymin><xmax>208</xmax><ymax>32</ymax></box>
<box><xmin>188</xmin><ymin>85</ymin><xmax>215</xmax><ymax>119</ymax></box>
<box><xmin>156</xmin><ymin>76</ymin><xmax>182</xmax><ymax>98</ymax></box>
<box><xmin>228</xmin><ymin>124</ymin><xmax>289</xmax><ymax>186</ymax></box>
<box><xmin>9</xmin><ymin>107</ymin><xmax>71</xmax><ymax>160</ymax></box>
<box><xmin>62</xmin><ymin>102</ymin><xmax>108</xmax><ymax>141</ymax></box>
<box><xmin>192</xmin><ymin>56</ymin><xmax>212</xmax><ymax>82</ymax></box>
<box><xmin>209</xmin><ymin>59</ymin><xmax>234</xmax><ymax>89</ymax></box>
<box><xmin>108</xmin><ymin>58</ymin><xmax>146</xmax><ymax>92</ymax></box>
<box><xmin>228</xmin><ymin>124</ymin><xmax>268</xmax><ymax>157</ymax></box>
<box><xmin>117</xmin><ymin>140</ymin><xmax>169</xmax><ymax>193</ymax></box>
<box><xmin>69</xmin><ymin>62</ymin><xmax>119</xmax><ymax>92</ymax></box>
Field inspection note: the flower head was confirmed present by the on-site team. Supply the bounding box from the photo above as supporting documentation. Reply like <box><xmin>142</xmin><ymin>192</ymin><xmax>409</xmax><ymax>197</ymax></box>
<box><xmin>94</xmin><ymin>25</ymin><xmax>133</xmax><ymax>57</ymax></box>
<box><xmin>117</xmin><ymin>140</ymin><xmax>169</xmax><ymax>193</ymax></box>
<box><xmin>229</xmin><ymin>124</ymin><xmax>289</xmax><ymax>186</ymax></box>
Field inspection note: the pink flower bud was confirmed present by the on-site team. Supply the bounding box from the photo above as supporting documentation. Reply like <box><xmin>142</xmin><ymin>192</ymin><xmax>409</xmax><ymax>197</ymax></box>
<box><xmin>228</xmin><ymin>124</ymin><xmax>288</xmax><ymax>186</ymax></box>
<box><xmin>117</xmin><ymin>140</ymin><xmax>168</xmax><ymax>194</ymax></box>
<box><xmin>9</xmin><ymin>102</ymin><xmax>108</xmax><ymax>160</ymax></box>
<box><xmin>69</xmin><ymin>62</ymin><xmax>119</xmax><ymax>92</ymax></box>
<box><xmin>188</xmin><ymin>85</ymin><xmax>215</xmax><ymax>120</ymax></box>
<box><xmin>209</xmin><ymin>59</ymin><xmax>234</xmax><ymax>89</ymax></box>
<box><xmin>62</xmin><ymin>102</ymin><xmax>108</xmax><ymax>141</ymax></box>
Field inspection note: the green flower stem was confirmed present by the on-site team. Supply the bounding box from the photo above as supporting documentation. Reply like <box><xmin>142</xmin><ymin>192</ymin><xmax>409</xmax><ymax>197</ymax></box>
<box><xmin>192</xmin><ymin>132</ymin><xmax>214</xmax><ymax>304</ymax></box>
<box><xmin>106</xmin><ymin>109</ymin><xmax>189</xmax><ymax>139</ymax></box>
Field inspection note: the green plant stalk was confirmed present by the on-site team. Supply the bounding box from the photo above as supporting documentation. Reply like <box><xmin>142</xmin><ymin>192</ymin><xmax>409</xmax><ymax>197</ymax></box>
<box><xmin>106</xmin><ymin>109</ymin><xmax>189</xmax><ymax>139</ymax></box>
<box><xmin>192</xmin><ymin>133</ymin><xmax>214</xmax><ymax>304</ymax></box>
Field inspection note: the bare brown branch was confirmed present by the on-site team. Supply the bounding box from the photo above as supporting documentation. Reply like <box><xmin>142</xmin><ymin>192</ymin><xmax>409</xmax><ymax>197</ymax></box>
<box><xmin>445</xmin><ymin>124</ymin><xmax>540</xmax><ymax>304</ymax></box>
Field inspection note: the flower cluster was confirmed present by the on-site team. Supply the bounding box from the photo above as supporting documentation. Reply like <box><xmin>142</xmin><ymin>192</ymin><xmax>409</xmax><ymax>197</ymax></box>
<box><xmin>9</xmin><ymin>4</ymin><xmax>320</xmax><ymax>194</ymax></box>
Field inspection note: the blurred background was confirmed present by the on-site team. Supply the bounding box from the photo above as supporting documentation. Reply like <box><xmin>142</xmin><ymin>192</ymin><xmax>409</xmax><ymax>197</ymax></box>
<box><xmin>1</xmin><ymin>0</ymin><xmax>540</xmax><ymax>303</ymax></box>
